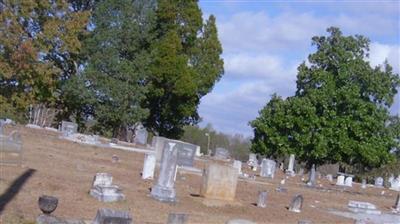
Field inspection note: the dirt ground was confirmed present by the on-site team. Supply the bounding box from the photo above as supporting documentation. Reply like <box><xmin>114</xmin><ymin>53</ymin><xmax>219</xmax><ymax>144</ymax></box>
<box><xmin>0</xmin><ymin>126</ymin><xmax>398</xmax><ymax>224</ymax></box>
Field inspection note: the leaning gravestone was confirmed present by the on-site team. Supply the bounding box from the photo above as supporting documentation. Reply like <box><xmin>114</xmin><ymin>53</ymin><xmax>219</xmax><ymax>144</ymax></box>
<box><xmin>307</xmin><ymin>164</ymin><xmax>316</xmax><ymax>187</ymax></box>
<box><xmin>142</xmin><ymin>153</ymin><xmax>156</xmax><ymax>179</ymax></box>
<box><xmin>61</xmin><ymin>121</ymin><xmax>78</xmax><ymax>137</ymax></box>
<box><xmin>214</xmin><ymin>147</ymin><xmax>230</xmax><ymax>160</ymax></box>
<box><xmin>134</xmin><ymin>126</ymin><xmax>148</xmax><ymax>145</ymax></box>
<box><xmin>375</xmin><ymin>177</ymin><xmax>384</xmax><ymax>188</ymax></box>
<box><xmin>289</xmin><ymin>194</ymin><xmax>303</xmax><ymax>213</ymax></box>
<box><xmin>89</xmin><ymin>173</ymin><xmax>125</xmax><ymax>202</ymax></box>
<box><xmin>286</xmin><ymin>154</ymin><xmax>295</xmax><ymax>175</ymax></box>
<box><xmin>260</xmin><ymin>159</ymin><xmax>276</xmax><ymax>178</ymax></box>
<box><xmin>151</xmin><ymin>141</ymin><xmax>178</xmax><ymax>202</ymax></box>
<box><xmin>201</xmin><ymin>162</ymin><xmax>238</xmax><ymax>201</ymax></box>
<box><xmin>93</xmin><ymin>208</ymin><xmax>132</xmax><ymax>224</ymax></box>
<box><xmin>177</xmin><ymin>142</ymin><xmax>197</xmax><ymax>167</ymax></box>
<box><xmin>257</xmin><ymin>191</ymin><xmax>267</xmax><ymax>208</ymax></box>
<box><xmin>167</xmin><ymin>213</ymin><xmax>188</xmax><ymax>224</ymax></box>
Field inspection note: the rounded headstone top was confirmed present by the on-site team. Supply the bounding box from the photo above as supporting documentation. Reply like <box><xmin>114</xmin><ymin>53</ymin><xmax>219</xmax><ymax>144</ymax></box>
<box><xmin>38</xmin><ymin>195</ymin><xmax>58</xmax><ymax>214</ymax></box>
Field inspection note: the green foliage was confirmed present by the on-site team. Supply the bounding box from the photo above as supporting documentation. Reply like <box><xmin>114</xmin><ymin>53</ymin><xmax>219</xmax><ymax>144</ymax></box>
<box><xmin>251</xmin><ymin>27</ymin><xmax>400</xmax><ymax>170</ymax></box>
<box><xmin>145</xmin><ymin>0</ymin><xmax>224</xmax><ymax>138</ymax></box>
<box><xmin>64</xmin><ymin>0</ymin><xmax>154</xmax><ymax>137</ymax></box>
<box><xmin>0</xmin><ymin>0</ymin><xmax>89</xmax><ymax>121</ymax></box>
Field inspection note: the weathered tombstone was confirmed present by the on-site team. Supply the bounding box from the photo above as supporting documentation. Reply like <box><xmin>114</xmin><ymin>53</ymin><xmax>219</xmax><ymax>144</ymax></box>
<box><xmin>93</xmin><ymin>208</ymin><xmax>132</xmax><ymax>224</ymax></box>
<box><xmin>257</xmin><ymin>191</ymin><xmax>267</xmax><ymax>208</ymax></box>
<box><xmin>61</xmin><ymin>121</ymin><xmax>78</xmax><ymax>137</ymax></box>
<box><xmin>307</xmin><ymin>164</ymin><xmax>316</xmax><ymax>187</ymax></box>
<box><xmin>392</xmin><ymin>194</ymin><xmax>400</xmax><ymax>212</ymax></box>
<box><xmin>195</xmin><ymin>145</ymin><xmax>202</xmax><ymax>157</ymax></box>
<box><xmin>151</xmin><ymin>141</ymin><xmax>178</xmax><ymax>202</ymax></box>
<box><xmin>167</xmin><ymin>213</ymin><xmax>188</xmax><ymax>224</ymax></box>
<box><xmin>134</xmin><ymin>126</ymin><xmax>148</xmax><ymax>145</ymax></box>
<box><xmin>289</xmin><ymin>194</ymin><xmax>303</xmax><ymax>213</ymax></box>
<box><xmin>248</xmin><ymin>153</ymin><xmax>258</xmax><ymax>167</ymax></box>
<box><xmin>38</xmin><ymin>195</ymin><xmax>58</xmax><ymax>214</ymax></box>
<box><xmin>200</xmin><ymin>162</ymin><xmax>238</xmax><ymax>201</ymax></box>
<box><xmin>375</xmin><ymin>177</ymin><xmax>384</xmax><ymax>187</ymax></box>
<box><xmin>152</xmin><ymin>136</ymin><xmax>167</xmax><ymax>162</ymax></box>
<box><xmin>345</xmin><ymin>176</ymin><xmax>353</xmax><ymax>187</ymax></box>
<box><xmin>214</xmin><ymin>147</ymin><xmax>230</xmax><ymax>160</ymax></box>
<box><xmin>260</xmin><ymin>159</ymin><xmax>276</xmax><ymax>178</ymax></box>
<box><xmin>348</xmin><ymin>201</ymin><xmax>381</xmax><ymax>214</ymax></box>
<box><xmin>336</xmin><ymin>175</ymin><xmax>345</xmax><ymax>186</ymax></box>
<box><xmin>390</xmin><ymin>175</ymin><xmax>400</xmax><ymax>191</ymax></box>
<box><xmin>177</xmin><ymin>142</ymin><xmax>197</xmax><ymax>167</ymax></box>
<box><xmin>226</xmin><ymin>219</ymin><xmax>256</xmax><ymax>224</ymax></box>
<box><xmin>142</xmin><ymin>153</ymin><xmax>156</xmax><ymax>179</ymax></box>
<box><xmin>286</xmin><ymin>154</ymin><xmax>295</xmax><ymax>175</ymax></box>
<box><xmin>89</xmin><ymin>173</ymin><xmax>125</xmax><ymax>202</ymax></box>
<box><xmin>361</xmin><ymin>179</ymin><xmax>367</xmax><ymax>189</ymax></box>
<box><xmin>233</xmin><ymin>160</ymin><xmax>242</xmax><ymax>175</ymax></box>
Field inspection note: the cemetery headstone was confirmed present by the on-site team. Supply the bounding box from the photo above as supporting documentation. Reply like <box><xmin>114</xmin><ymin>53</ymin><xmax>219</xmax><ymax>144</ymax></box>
<box><xmin>233</xmin><ymin>160</ymin><xmax>242</xmax><ymax>175</ymax></box>
<box><xmin>152</xmin><ymin>136</ymin><xmax>167</xmax><ymax>162</ymax></box>
<box><xmin>289</xmin><ymin>194</ymin><xmax>303</xmax><ymax>213</ymax></box>
<box><xmin>345</xmin><ymin>176</ymin><xmax>353</xmax><ymax>187</ymax></box>
<box><xmin>348</xmin><ymin>201</ymin><xmax>381</xmax><ymax>214</ymax></box>
<box><xmin>326</xmin><ymin>174</ymin><xmax>333</xmax><ymax>182</ymax></box>
<box><xmin>307</xmin><ymin>164</ymin><xmax>316</xmax><ymax>187</ymax></box>
<box><xmin>201</xmin><ymin>162</ymin><xmax>238</xmax><ymax>201</ymax></box>
<box><xmin>248</xmin><ymin>153</ymin><xmax>258</xmax><ymax>167</ymax></box>
<box><xmin>390</xmin><ymin>175</ymin><xmax>400</xmax><ymax>191</ymax></box>
<box><xmin>93</xmin><ymin>208</ymin><xmax>132</xmax><ymax>224</ymax></box>
<box><xmin>177</xmin><ymin>142</ymin><xmax>197</xmax><ymax>167</ymax></box>
<box><xmin>260</xmin><ymin>159</ymin><xmax>276</xmax><ymax>178</ymax></box>
<box><xmin>142</xmin><ymin>153</ymin><xmax>156</xmax><ymax>179</ymax></box>
<box><xmin>38</xmin><ymin>195</ymin><xmax>58</xmax><ymax>214</ymax></box>
<box><xmin>89</xmin><ymin>173</ymin><xmax>125</xmax><ymax>202</ymax></box>
<box><xmin>226</xmin><ymin>219</ymin><xmax>256</xmax><ymax>224</ymax></box>
<box><xmin>61</xmin><ymin>121</ymin><xmax>78</xmax><ymax>137</ymax></box>
<box><xmin>134</xmin><ymin>126</ymin><xmax>148</xmax><ymax>145</ymax></box>
<box><xmin>195</xmin><ymin>145</ymin><xmax>202</xmax><ymax>157</ymax></box>
<box><xmin>151</xmin><ymin>141</ymin><xmax>178</xmax><ymax>202</ymax></box>
<box><xmin>214</xmin><ymin>147</ymin><xmax>230</xmax><ymax>160</ymax></box>
<box><xmin>336</xmin><ymin>175</ymin><xmax>345</xmax><ymax>186</ymax></box>
<box><xmin>286</xmin><ymin>154</ymin><xmax>295</xmax><ymax>175</ymax></box>
<box><xmin>167</xmin><ymin>213</ymin><xmax>188</xmax><ymax>224</ymax></box>
<box><xmin>257</xmin><ymin>191</ymin><xmax>267</xmax><ymax>208</ymax></box>
<box><xmin>361</xmin><ymin>179</ymin><xmax>367</xmax><ymax>189</ymax></box>
<box><xmin>375</xmin><ymin>177</ymin><xmax>384</xmax><ymax>188</ymax></box>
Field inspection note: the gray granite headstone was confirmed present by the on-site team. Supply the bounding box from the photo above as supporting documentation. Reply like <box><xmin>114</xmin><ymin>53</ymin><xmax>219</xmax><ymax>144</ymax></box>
<box><xmin>361</xmin><ymin>179</ymin><xmax>367</xmax><ymax>189</ymax></box>
<box><xmin>177</xmin><ymin>142</ymin><xmax>197</xmax><ymax>167</ymax></box>
<box><xmin>151</xmin><ymin>141</ymin><xmax>178</xmax><ymax>202</ymax></box>
<box><xmin>347</xmin><ymin>200</ymin><xmax>381</xmax><ymax>214</ymax></box>
<box><xmin>89</xmin><ymin>173</ymin><xmax>125</xmax><ymax>202</ymax></box>
<box><xmin>142</xmin><ymin>153</ymin><xmax>156</xmax><ymax>179</ymax></box>
<box><xmin>289</xmin><ymin>194</ymin><xmax>303</xmax><ymax>213</ymax></box>
<box><xmin>260</xmin><ymin>159</ymin><xmax>276</xmax><ymax>178</ymax></box>
<box><xmin>214</xmin><ymin>147</ymin><xmax>230</xmax><ymax>160</ymax></box>
<box><xmin>248</xmin><ymin>153</ymin><xmax>257</xmax><ymax>167</ymax></box>
<box><xmin>375</xmin><ymin>177</ymin><xmax>384</xmax><ymax>187</ymax></box>
<box><xmin>93</xmin><ymin>208</ymin><xmax>132</xmax><ymax>224</ymax></box>
<box><xmin>134</xmin><ymin>126</ymin><xmax>148</xmax><ymax>145</ymax></box>
<box><xmin>61</xmin><ymin>121</ymin><xmax>78</xmax><ymax>137</ymax></box>
<box><xmin>167</xmin><ymin>213</ymin><xmax>188</xmax><ymax>224</ymax></box>
<box><xmin>286</xmin><ymin>154</ymin><xmax>295</xmax><ymax>175</ymax></box>
<box><xmin>257</xmin><ymin>191</ymin><xmax>267</xmax><ymax>208</ymax></box>
<box><xmin>307</xmin><ymin>164</ymin><xmax>316</xmax><ymax>187</ymax></box>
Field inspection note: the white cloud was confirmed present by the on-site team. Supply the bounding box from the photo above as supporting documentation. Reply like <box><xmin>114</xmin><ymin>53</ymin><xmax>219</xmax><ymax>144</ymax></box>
<box><xmin>369</xmin><ymin>42</ymin><xmax>400</xmax><ymax>73</ymax></box>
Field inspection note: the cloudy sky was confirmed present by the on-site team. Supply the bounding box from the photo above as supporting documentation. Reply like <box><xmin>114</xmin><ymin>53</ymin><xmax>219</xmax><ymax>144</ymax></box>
<box><xmin>197</xmin><ymin>0</ymin><xmax>400</xmax><ymax>136</ymax></box>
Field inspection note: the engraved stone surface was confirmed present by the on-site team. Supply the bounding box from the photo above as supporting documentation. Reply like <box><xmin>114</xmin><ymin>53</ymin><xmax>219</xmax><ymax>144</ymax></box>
<box><xmin>248</xmin><ymin>153</ymin><xmax>258</xmax><ymax>167</ymax></box>
<box><xmin>200</xmin><ymin>162</ymin><xmax>238</xmax><ymax>201</ymax></box>
<box><xmin>289</xmin><ymin>194</ymin><xmax>303</xmax><ymax>213</ymax></box>
<box><xmin>260</xmin><ymin>159</ymin><xmax>276</xmax><ymax>178</ymax></box>
<box><xmin>336</xmin><ymin>175</ymin><xmax>345</xmax><ymax>186</ymax></box>
<box><xmin>375</xmin><ymin>177</ymin><xmax>384</xmax><ymax>187</ymax></box>
<box><xmin>307</xmin><ymin>164</ymin><xmax>316</xmax><ymax>187</ymax></box>
<box><xmin>152</xmin><ymin>136</ymin><xmax>168</xmax><ymax>162</ymax></box>
<box><xmin>214</xmin><ymin>147</ymin><xmax>230</xmax><ymax>160</ymax></box>
<box><xmin>134</xmin><ymin>126</ymin><xmax>148</xmax><ymax>145</ymax></box>
<box><xmin>151</xmin><ymin>141</ymin><xmax>178</xmax><ymax>202</ymax></box>
<box><xmin>142</xmin><ymin>153</ymin><xmax>156</xmax><ymax>179</ymax></box>
<box><xmin>286</xmin><ymin>154</ymin><xmax>295</xmax><ymax>175</ymax></box>
<box><xmin>61</xmin><ymin>121</ymin><xmax>78</xmax><ymax>137</ymax></box>
<box><xmin>257</xmin><ymin>191</ymin><xmax>267</xmax><ymax>208</ymax></box>
<box><xmin>93</xmin><ymin>208</ymin><xmax>132</xmax><ymax>224</ymax></box>
<box><xmin>89</xmin><ymin>173</ymin><xmax>125</xmax><ymax>202</ymax></box>
<box><xmin>177</xmin><ymin>142</ymin><xmax>197</xmax><ymax>167</ymax></box>
<box><xmin>345</xmin><ymin>176</ymin><xmax>353</xmax><ymax>187</ymax></box>
<box><xmin>348</xmin><ymin>201</ymin><xmax>381</xmax><ymax>214</ymax></box>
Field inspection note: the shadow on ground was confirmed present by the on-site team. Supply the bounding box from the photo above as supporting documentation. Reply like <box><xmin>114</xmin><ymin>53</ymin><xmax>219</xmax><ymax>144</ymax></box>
<box><xmin>0</xmin><ymin>168</ymin><xmax>36</xmax><ymax>214</ymax></box>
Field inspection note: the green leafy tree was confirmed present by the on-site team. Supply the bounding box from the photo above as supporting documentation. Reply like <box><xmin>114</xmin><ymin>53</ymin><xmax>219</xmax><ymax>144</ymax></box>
<box><xmin>251</xmin><ymin>27</ymin><xmax>400</xmax><ymax>170</ymax></box>
<box><xmin>64</xmin><ymin>0</ymin><xmax>155</xmax><ymax>137</ymax></box>
<box><xmin>0</xmin><ymin>0</ymin><xmax>88</xmax><ymax>121</ymax></box>
<box><xmin>145</xmin><ymin>0</ymin><xmax>224</xmax><ymax>138</ymax></box>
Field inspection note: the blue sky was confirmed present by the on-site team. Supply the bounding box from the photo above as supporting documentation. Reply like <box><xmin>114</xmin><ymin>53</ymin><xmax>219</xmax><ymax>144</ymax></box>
<box><xmin>197</xmin><ymin>0</ymin><xmax>400</xmax><ymax>136</ymax></box>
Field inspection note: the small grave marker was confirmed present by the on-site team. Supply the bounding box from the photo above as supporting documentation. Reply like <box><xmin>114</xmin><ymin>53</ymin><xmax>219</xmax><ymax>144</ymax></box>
<box><xmin>289</xmin><ymin>194</ymin><xmax>303</xmax><ymax>213</ymax></box>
